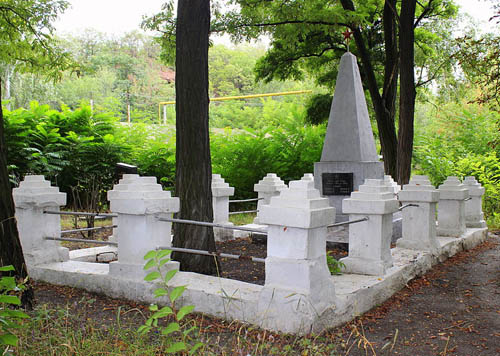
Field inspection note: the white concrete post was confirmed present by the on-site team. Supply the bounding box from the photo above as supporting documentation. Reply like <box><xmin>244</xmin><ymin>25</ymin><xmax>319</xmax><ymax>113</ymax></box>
<box><xmin>12</xmin><ymin>175</ymin><xmax>68</xmax><ymax>267</ymax></box>
<box><xmin>463</xmin><ymin>176</ymin><xmax>487</xmax><ymax>228</ymax></box>
<box><xmin>257</xmin><ymin>177</ymin><xmax>336</xmax><ymax>333</ymax></box>
<box><xmin>253</xmin><ymin>173</ymin><xmax>286</xmax><ymax>224</ymax></box>
<box><xmin>212</xmin><ymin>174</ymin><xmax>235</xmax><ymax>241</ymax></box>
<box><xmin>437</xmin><ymin>176</ymin><xmax>469</xmax><ymax>237</ymax></box>
<box><xmin>107</xmin><ymin>174</ymin><xmax>180</xmax><ymax>280</ymax></box>
<box><xmin>396</xmin><ymin>175</ymin><xmax>440</xmax><ymax>253</ymax></box>
<box><xmin>340</xmin><ymin>179</ymin><xmax>399</xmax><ymax>275</ymax></box>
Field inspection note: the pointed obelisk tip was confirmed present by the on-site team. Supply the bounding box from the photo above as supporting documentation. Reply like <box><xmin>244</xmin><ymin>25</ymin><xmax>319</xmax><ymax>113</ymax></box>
<box><xmin>320</xmin><ymin>50</ymin><xmax>379</xmax><ymax>163</ymax></box>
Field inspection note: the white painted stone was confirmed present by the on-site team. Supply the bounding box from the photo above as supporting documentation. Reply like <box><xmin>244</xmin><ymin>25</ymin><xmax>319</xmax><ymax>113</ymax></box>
<box><xmin>302</xmin><ymin>173</ymin><xmax>314</xmax><ymax>182</ymax></box>
<box><xmin>257</xmin><ymin>176</ymin><xmax>336</xmax><ymax>332</ymax></box>
<box><xmin>463</xmin><ymin>176</ymin><xmax>487</xmax><ymax>228</ymax></box>
<box><xmin>437</xmin><ymin>176</ymin><xmax>469</xmax><ymax>237</ymax></box>
<box><xmin>107</xmin><ymin>174</ymin><xmax>179</xmax><ymax>280</ymax></box>
<box><xmin>211</xmin><ymin>174</ymin><xmax>235</xmax><ymax>241</ymax></box>
<box><xmin>397</xmin><ymin>175</ymin><xmax>440</xmax><ymax>253</ymax></box>
<box><xmin>253</xmin><ymin>173</ymin><xmax>286</xmax><ymax>224</ymax></box>
<box><xmin>341</xmin><ymin>179</ymin><xmax>399</xmax><ymax>275</ymax></box>
<box><xmin>13</xmin><ymin>175</ymin><xmax>69</xmax><ymax>267</ymax></box>
<box><xmin>384</xmin><ymin>175</ymin><xmax>400</xmax><ymax>194</ymax></box>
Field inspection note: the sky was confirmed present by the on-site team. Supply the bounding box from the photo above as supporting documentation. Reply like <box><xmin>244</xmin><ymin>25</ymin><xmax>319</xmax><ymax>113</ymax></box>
<box><xmin>54</xmin><ymin>0</ymin><xmax>497</xmax><ymax>37</ymax></box>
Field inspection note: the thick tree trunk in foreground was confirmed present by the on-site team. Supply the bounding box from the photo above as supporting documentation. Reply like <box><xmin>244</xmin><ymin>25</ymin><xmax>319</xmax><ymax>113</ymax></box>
<box><xmin>397</xmin><ymin>0</ymin><xmax>417</xmax><ymax>185</ymax></box>
<box><xmin>340</xmin><ymin>0</ymin><xmax>399</xmax><ymax>179</ymax></box>
<box><xmin>0</xmin><ymin>82</ymin><xmax>34</xmax><ymax>308</ymax></box>
<box><xmin>172</xmin><ymin>0</ymin><xmax>219</xmax><ymax>275</ymax></box>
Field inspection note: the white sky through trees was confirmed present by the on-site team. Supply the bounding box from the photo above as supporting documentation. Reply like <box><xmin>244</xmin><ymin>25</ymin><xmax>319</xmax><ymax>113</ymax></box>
<box><xmin>55</xmin><ymin>0</ymin><xmax>496</xmax><ymax>36</ymax></box>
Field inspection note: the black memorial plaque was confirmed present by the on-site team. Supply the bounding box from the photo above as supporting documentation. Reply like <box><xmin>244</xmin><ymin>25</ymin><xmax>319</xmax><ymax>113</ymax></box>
<box><xmin>322</xmin><ymin>173</ymin><xmax>353</xmax><ymax>196</ymax></box>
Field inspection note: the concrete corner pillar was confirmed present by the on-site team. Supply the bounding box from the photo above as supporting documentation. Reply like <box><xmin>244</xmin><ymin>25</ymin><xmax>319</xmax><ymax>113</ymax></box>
<box><xmin>13</xmin><ymin>175</ymin><xmax>68</xmax><ymax>267</ymax></box>
<box><xmin>437</xmin><ymin>176</ymin><xmax>468</xmax><ymax>237</ymax></box>
<box><xmin>463</xmin><ymin>176</ymin><xmax>486</xmax><ymax>228</ymax></box>
<box><xmin>107</xmin><ymin>174</ymin><xmax>180</xmax><ymax>280</ymax></box>
<box><xmin>340</xmin><ymin>179</ymin><xmax>399</xmax><ymax>275</ymax></box>
<box><xmin>253</xmin><ymin>173</ymin><xmax>286</xmax><ymax>224</ymax></box>
<box><xmin>397</xmin><ymin>175</ymin><xmax>440</xmax><ymax>253</ymax></box>
<box><xmin>211</xmin><ymin>174</ymin><xmax>235</xmax><ymax>241</ymax></box>
<box><xmin>257</xmin><ymin>177</ymin><xmax>336</xmax><ymax>333</ymax></box>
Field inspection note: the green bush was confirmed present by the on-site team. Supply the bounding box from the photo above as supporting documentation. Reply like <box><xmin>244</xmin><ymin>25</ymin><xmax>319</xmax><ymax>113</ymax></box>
<box><xmin>211</xmin><ymin>117</ymin><xmax>325</xmax><ymax>199</ymax></box>
<box><xmin>4</xmin><ymin>102</ymin><xmax>128</xmax><ymax>211</ymax></box>
<box><xmin>0</xmin><ymin>266</ymin><xmax>30</xmax><ymax>355</ymax></box>
<box><xmin>414</xmin><ymin>101</ymin><xmax>500</xmax><ymax>225</ymax></box>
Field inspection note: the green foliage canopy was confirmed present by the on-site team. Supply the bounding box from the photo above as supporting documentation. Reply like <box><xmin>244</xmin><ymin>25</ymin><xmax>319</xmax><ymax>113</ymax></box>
<box><xmin>0</xmin><ymin>0</ymin><xmax>72</xmax><ymax>79</ymax></box>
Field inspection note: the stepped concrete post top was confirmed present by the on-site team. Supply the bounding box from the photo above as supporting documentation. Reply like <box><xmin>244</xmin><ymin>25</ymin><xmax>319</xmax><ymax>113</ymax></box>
<box><xmin>254</xmin><ymin>173</ymin><xmax>287</xmax><ymax>193</ymax></box>
<box><xmin>211</xmin><ymin>174</ymin><xmax>234</xmax><ymax>197</ymax></box>
<box><xmin>438</xmin><ymin>176</ymin><xmax>469</xmax><ymax>200</ymax></box>
<box><xmin>463</xmin><ymin>176</ymin><xmax>485</xmax><ymax>197</ymax></box>
<box><xmin>398</xmin><ymin>175</ymin><xmax>439</xmax><ymax>202</ymax></box>
<box><xmin>321</xmin><ymin>52</ymin><xmax>379</xmax><ymax>162</ymax></box>
<box><xmin>108</xmin><ymin>174</ymin><xmax>179</xmax><ymax>214</ymax></box>
<box><xmin>384</xmin><ymin>175</ymin><xmax>400</xmax><ymax>194</ymax></box>
<box><xmin>302</xmin><ymin>173</ymin><xmax>314</xmax><ymax>182</ymax></box>
<box><xmin>259</xmin><ymin>177</ymin><xmax>335</xmax><ymax>228</ymax></box>
<box><xmin>13</xmin><ymin>175</ymin><xmax>66</xmax><ymax>208</ymax></box>
<box><xmin>343</xmin><ymin>179</ymin><xmax>399</xmax><ymax>215</ymax></box>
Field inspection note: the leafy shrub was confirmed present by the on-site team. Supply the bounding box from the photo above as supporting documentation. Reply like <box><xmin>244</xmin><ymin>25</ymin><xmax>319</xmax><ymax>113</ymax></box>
<box><xmin>0</xmin><ymin>266</ymin><xmax>29</xmax><ymax>355</ymax></box>
<box><xmin>211</xmin><ymin>117</ymin><xmax>325</xmax><ymax>199</ymax></box>
<box><xmin>4</xmin><ymin>102</ymin><xmax>128</xmax><ymax>211</ymax></box>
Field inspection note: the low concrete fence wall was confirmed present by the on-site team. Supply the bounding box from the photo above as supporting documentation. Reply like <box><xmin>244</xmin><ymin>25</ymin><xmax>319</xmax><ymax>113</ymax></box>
<box><xmin>13</xmin><ymin>173</ymin><xmax>488</xmax><ymax>334</ymax></box>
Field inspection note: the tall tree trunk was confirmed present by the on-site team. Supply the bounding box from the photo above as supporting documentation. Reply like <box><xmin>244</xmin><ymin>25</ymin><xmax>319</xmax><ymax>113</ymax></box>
<box><xmin>0</xmin><ymin>79</ymin><xmax>34</xmax><ymax>308</ymax></box>
<box><xmin>173</xmin><ymin>0</ymin><xmax>219</xmax><ymax>275</ymax></box>
<box><xmin>340</xmin><ymin>0</ymin><xmax>399</xmax><ymax>179</ymax></box>
<box><xmin>397</xmin><ymin>0</ymin><xmax>417</xmax><ymax>185</ymax></box>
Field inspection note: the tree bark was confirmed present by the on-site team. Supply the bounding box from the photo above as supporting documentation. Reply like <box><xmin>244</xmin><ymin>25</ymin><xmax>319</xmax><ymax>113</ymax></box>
<box><xmin>340</xmin><ymin>0</ymin><xmax>399</xmax><ymax>179</ymax></box>
<box><xmin>0</xmin><ymin>80</ymin><xmax>34</xmax><ymax>308</ymax></box>
<box><xmin>397</xmin><ymin>0</ymin><xmax>417</xmax><ymax>185</ymax></box>
<box><xmin>173</xmin><ymin>0</ymin><xmax>219</xmax><ymax>275</ymax></box>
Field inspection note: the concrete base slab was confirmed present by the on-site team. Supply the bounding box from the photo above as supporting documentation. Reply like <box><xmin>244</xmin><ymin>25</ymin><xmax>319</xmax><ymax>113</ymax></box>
<box><xmin>69</xmin><ymin>246</ymin><xmax>117</xmax><ymax>262</ymax></box>
<box><xmin>29</xmin><ymin>227</ymin><xmax>487</xmax><ymax>335</ymax></box>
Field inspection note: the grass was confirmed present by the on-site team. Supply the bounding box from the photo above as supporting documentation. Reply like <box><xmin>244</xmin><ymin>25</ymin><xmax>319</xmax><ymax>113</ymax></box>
<box><xmin>11</xmin><ymin>300</ymin><xmax>348</xmax><ymax>356</ymax></box>
<box><xmin>229</xmin><ymin>212</ymin><xmax>256</xmax><ymax>226</ymax></box>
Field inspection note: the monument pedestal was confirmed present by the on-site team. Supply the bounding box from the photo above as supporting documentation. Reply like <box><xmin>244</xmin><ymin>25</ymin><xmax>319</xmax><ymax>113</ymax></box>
<box><xmin>314</xmin><ymin>161</ymin><xmax>383</xmax><ymax>217</ymax></box>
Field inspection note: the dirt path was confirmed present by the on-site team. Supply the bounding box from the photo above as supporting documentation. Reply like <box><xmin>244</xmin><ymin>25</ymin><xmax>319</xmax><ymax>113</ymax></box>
<box><xmin>339</xmin><ymin>232</ymin><xmax>500</xmax><ymax>355</ymax></box>
<box><xmin>32</xmin><ymin>232</ymin><xmax>499</xmax><ymax>355</ymax></box>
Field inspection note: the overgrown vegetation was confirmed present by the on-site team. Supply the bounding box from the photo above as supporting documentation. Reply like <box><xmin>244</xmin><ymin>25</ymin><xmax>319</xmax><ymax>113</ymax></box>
<box><xmin>414</xmin><ymin>98</ymin><xmax>500</xmax><ymax>226</ymax></box>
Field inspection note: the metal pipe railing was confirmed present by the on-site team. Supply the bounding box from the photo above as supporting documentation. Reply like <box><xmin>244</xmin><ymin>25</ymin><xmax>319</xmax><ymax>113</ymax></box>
<box><xmin>157</xmin><ymin>246</ymin><xmax>265</xmax><ymax>263</ymax></box>
<box><xmin>158</xmin><ymin>217</ymin><xmax>267</xmax><ymax>234</ymax></box>
<box><xmin>229</xmin><ymin>197</ymin><xmax>263</xmax><ymax>203</ymax></box>
<box><xmin>228</xmin><ymin>210</ymin><xmax>258</xmax><ymax>215</ymax></box>
<box><xmin>44</xmin><ymin>236</ymin><xmax>118</xmax><ymax>246</ymax></box>
<box><xmin>328</xmin><ymin>217</ymin><xmax>369</xmax><ymax>228</ymax></box>
<box><xmin>44</xmin><ymin>210</ymin><xmax>117</xmax><ymax>218</ymax></box>
<box><xmin>398</xmin><ymin>203</ymin><xmax>419</xmax><ymax>210</ymax></box>
<box><xmin>61</xmin><ymin>225</ymin><xmax>117</xmax><ymax>235</ymax></box>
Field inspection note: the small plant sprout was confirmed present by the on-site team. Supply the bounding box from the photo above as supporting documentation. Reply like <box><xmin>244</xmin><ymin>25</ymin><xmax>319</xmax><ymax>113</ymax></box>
<box><xmin>326</xmin><ymin>252</ymin><xmax>346</xmax><ymax>275</ymax></box>
<box><xmin>138</xmin><ymin>249</ymin><xmax>203</xmax><ymax>355</ymax></box>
